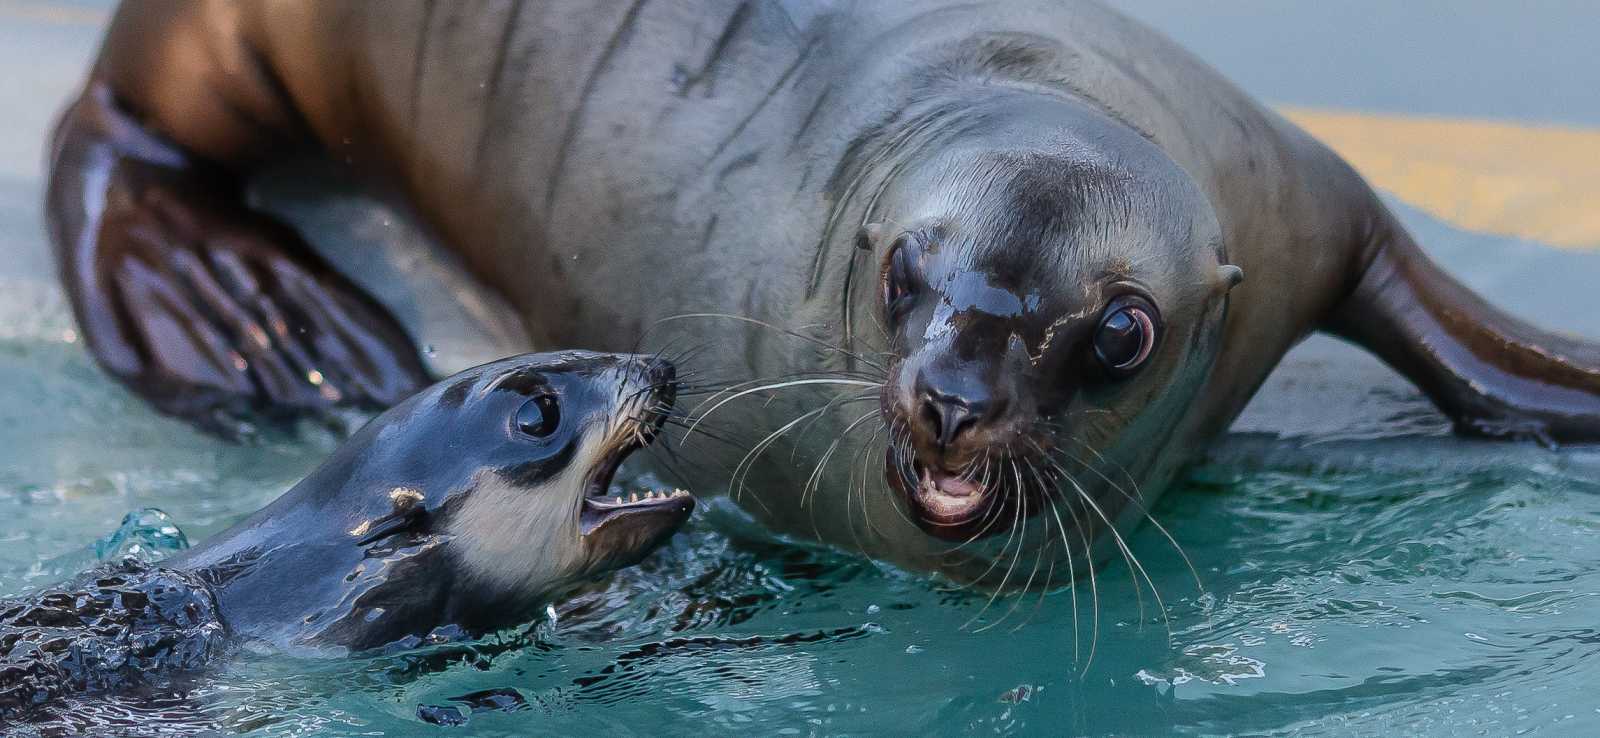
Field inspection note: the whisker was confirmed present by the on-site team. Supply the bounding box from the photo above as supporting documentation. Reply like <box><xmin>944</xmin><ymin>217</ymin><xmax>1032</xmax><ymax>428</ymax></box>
<box><xmin>1056</xmin><ymin>436</ymin><xmax>1202</xmax><ymax>595</ymax></box>
<box><xmin>658</xmin><ymin>419</ymin><xmax>750</xmax><ymax>453</ymax></box>
<box><xmin>1046</xmin><ymin>453</ymin><xmax>1172</xmax><ymax>641</ymax></box>
<box><xmin>790</xmin><ymin>392</ymin><xmax>882</xmax><ymax>462</ymax></box>
<box><xmin>653</xmin><ymin>312</ymin><xmax>889</xmax><ymax>374</ymax></box>
<box><xmin>685</xmin><ymin>378</ymin><xmax>882</xmax><ymax>443</ymax></box>
<box><xmin>1025</xmin><ymin>439</ymin><xmax>1094</xmax><ymax>672</ymax></box>
<box><xmin>879</xmin><ymin>420</ymin><xmax>923</xmax><ymax>531</ymax></box>
<box><xmin>726</xmin><ymin>406</ymin><xmax>833</xmax><ymax>511</ymax></box>
<box><xmin>803</xmin><ymin>409</ymin><xmax>881</xmax><ymax>511</ymax></box>
<box><xmin>973</xmin><ymin>458</ymin><xmax>1046</xmax><ymax>633</ymax></box>
<box><xmin>962</xmin><ymin>464</ymin><xmax>1026</xmax><ymax>630</ymax></box>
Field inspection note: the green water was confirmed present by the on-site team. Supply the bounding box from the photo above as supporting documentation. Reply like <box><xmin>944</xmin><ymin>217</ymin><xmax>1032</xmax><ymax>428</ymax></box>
<box><xmin>5</xmin><ymin>327</ymin><xmax>1599</xmax><ymax>735</ymax></box>
<box><xmin>3</xmin><ymin>2</ymin><xmax>1599</xmax><ymax>735</ymax></box>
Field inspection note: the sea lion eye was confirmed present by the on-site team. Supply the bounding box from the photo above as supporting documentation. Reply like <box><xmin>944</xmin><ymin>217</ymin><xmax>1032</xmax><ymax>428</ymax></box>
<box><xmin>515</xmin><ymin>393</ymin><xmax>561</xmax><ymax>438</ymax></box>
<box><xmin>882</xmin><ymin>237</ymin><xmax>918</xmax><ymax>318</ymax></box>
<box><xmin>1094</xmin><ymin>297</ymin><xmax>1158</xmax><ymax>376</ymax></box>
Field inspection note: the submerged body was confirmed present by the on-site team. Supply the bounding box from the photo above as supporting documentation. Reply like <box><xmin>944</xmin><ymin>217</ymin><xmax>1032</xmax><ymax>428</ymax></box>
<box><xmin>46</xmin><ymin>1</ymin><xmax>1600</xmax><ymax>583</ymax></box>
<box><xmin>0</xmin><ymin>352</ymin><xmax>692</xmax><ymax>720</ymax></box>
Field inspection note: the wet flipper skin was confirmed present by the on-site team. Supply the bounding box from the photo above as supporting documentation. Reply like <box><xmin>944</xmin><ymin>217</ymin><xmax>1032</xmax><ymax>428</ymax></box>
<box><xmin>45</xmin><ymin>3</ymin><xmax>427</xmax><ymax>436</ymax></box>
<box><xmin>1328</xmin><ymin>217</ymin><xmax>1600</xmax><ymax>445</ymax></box>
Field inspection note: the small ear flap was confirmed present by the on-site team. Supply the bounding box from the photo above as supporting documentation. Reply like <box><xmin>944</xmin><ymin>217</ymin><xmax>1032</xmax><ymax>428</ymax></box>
<box><xmin>855</xmin><ymin>222</ymin><xmax>886</xmax><ymax>251</ymax></box>
<box><xmin>353</xmin><ymin>509</ymin><xmax>423</xmax><ymax>546</ymax></box>
<box><xmin>1215</xmin><ymin>264</ymin><xmax>1245</xmax><ymax>294</ymax></box>
<box><xmin>353</xmin><ymin>487</ymin><xmax>428</xmax><ymax>545</ymax></box>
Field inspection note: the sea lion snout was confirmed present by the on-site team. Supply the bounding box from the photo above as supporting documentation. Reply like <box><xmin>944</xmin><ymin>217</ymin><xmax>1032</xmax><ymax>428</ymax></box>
<box><xmin>908</xmin><ymin>363</ymin><xmax>1014</xmax><ymax>468</ymax></box>
<box><xmin>883</xmin><ymin>329</ymin><xmax>1045</xmax><ymax>538</ymax></box>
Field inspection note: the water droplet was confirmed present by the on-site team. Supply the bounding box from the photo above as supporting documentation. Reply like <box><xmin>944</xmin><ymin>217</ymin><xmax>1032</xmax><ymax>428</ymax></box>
<box><xmin>94</xmin><ymin>508</ymin><xmax>190</xmax><ymax>562</ymax></box>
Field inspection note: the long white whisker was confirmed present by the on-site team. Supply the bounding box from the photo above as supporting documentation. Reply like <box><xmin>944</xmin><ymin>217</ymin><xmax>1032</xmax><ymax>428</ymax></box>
<box><xmin>1032</xmin><ymin>464</ymin><xmax>1081</xmax><ymax>661</ymax></box>
<box><xmin>686</xmin><ymin>378</ymin><xmax>881</xmax><ymax>441</ymax></box>
<box><xmin>1050</xmin><ymin>456</ymin><xmax>1172</xmax><ymax>640</ymax></box>
<box><xmin>728</xmin><ymin>406</ymin><xmax>832</xmax><ymax>511</ymax></box>
<box><xmin>1057</xmin><ymin>437</ymin><xmax>1201</xmax><ymax>594</ymax></box>
<box><xmin>1027</xmin><ymin>438</ymin><xmax>1096</xmax><ymax>672</ymax></box>
<box><xmin>975</xmin><ymin>458</ymin><xmax>1046</xmax><ymax>633</ymax></box>
<box><xmin>804</xmin><ymin>409</ymin><xmax>881</xmax><ymax>509</ymax></box>
<box><xmin>962</xmin><ymin>465</ymin><xmax>1025</xmax><ymax>630</ymax></box>
<box><xmin>652</xmin><ymin>312</ymin><xmax>890</xmax><ymax>373</ymax></box>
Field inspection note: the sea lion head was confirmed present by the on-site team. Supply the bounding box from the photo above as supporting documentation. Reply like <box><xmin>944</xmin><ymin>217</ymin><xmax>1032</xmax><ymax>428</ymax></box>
<box><xmin>290</xmin><ymin>351</ymin><xmax>691</xmax><ymax>639</ymax></box>
<box><xmin>425</xmin><ymin>351</ymin><xmax>694</xmax><ymax>593</ymax></box>
<box><xmin>860</xmin><ymin>93</ymin><xmax>1241</xmax><ymax>555</ymax></box>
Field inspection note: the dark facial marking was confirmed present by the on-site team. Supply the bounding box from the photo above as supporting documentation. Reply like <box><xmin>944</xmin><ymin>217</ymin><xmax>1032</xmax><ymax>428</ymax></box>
<box><xmin>488</xmin><ymin>367</ymin><xmax>555</xmax><ymax>397</ymax></box>
<box><xmin>438</xmin><ymin>376</ymin><xmax>476</xmax><ymax>408</ymax></box>
<box><xmin>494</xmin><ymin>439</ymin><xmax>580</xmax><ymax>489</ymax></box>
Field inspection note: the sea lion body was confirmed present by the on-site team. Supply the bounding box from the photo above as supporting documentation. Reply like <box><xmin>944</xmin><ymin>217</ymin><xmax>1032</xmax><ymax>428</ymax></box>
<box><xmin>0</xmin><ymin>352</ymin><xmax>692</xmax><ymax>719</ymax></box>
<box><xmin>47</xmin><ymin>1</ymin><xmax>1600</xmax><ymax>581</ymax></box>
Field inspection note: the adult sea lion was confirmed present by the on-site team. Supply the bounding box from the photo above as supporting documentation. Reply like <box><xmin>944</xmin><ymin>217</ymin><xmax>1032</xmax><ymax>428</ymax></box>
<box><xmin>0</xmin><ymin>351</ymin><xmax>693</xmax><ymax>718</ymax></box>
<box><xmin>46</xmin><ymin>1</ymin><xmax>1600</xmax><ymax>585</ymax></box>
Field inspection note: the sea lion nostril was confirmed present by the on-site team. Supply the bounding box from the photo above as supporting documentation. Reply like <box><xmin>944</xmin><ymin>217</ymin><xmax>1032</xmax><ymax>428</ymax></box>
<box><xmin>921</xmin><ymin>394</ymin><xmax>982</xmax><ymax>449</ymax></box>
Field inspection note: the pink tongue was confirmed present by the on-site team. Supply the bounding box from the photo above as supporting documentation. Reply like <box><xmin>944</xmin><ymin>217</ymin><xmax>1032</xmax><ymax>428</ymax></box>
<box><xmin>924</xmin><ymin>468</ymin><xmax>983</xmax><ymax>497</ymax></box>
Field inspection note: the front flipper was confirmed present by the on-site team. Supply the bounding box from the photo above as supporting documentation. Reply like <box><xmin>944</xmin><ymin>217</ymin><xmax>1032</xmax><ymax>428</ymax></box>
<box><xmin>47</xmin><ymin>86</ymin><xmax>428</xmax><ymax>436</ymax></box>
<box><xmin>1327</xmin><ymin>220</ymin><xmax>1600</xmax><ymax>444</ymax></box>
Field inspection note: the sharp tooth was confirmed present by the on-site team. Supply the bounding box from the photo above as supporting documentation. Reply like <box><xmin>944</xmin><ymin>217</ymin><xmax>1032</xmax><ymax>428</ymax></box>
<box><xmin>614</xmin><ymin>496</ymin><xmax>622</xmax><ymax>504</ymax></box>
<box><xmin>630</xmin><ymin>492</ymin><xmax>638</xmax><ymax>503</ymax></box>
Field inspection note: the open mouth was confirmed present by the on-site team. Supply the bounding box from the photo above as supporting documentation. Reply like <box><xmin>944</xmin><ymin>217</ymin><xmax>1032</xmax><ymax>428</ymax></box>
<box><xmin>913</xmin><ymin>462</ymin><xmax>990</xmax><ymax>523</ymax></box>
<box><xmin>886</xmin><ymin>446</ymin><xmax>1045</xmax><ymax>542</ymax></box>
<box><xmin>579</xmin><ymin>372</ymin><xmax>695</xmax><ymax>536</ymax></box>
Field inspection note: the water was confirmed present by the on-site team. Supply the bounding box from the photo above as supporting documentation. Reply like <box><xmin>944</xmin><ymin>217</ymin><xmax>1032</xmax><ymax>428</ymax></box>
<box><xmin>2</xmin><ymin>2</ymin><xmax>1599</xmax><ymax>735</ymax></box>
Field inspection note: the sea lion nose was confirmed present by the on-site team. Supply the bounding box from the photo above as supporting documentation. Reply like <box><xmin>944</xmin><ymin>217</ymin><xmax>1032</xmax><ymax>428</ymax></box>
<box><xmin>915</xmin><ymin>376</ymin><xmax>995</xmax><ymax>452</ymax></box>
<box><xmin>921</xmin><ymin>394</ymin><xmax>978</xmax><ymax>450</ymax></box>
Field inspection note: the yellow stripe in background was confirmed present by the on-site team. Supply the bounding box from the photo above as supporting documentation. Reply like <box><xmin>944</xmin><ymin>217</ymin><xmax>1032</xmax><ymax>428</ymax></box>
<box><xmin>1279</xmin><ymin>107</ymin><xmax>1600</xmax><ymax>250</ymax></box>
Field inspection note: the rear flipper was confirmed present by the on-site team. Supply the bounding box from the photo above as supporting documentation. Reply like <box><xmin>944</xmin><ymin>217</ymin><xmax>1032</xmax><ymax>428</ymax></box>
<box><xmin>47</xmin><ymin>84</ymin><xmax>428</xmax><ymax>437</ymax></box>
<box><xmin>1327</xmin><ymin>218</ymin><xmax>1600</xmax><ymax>445</ymax></box>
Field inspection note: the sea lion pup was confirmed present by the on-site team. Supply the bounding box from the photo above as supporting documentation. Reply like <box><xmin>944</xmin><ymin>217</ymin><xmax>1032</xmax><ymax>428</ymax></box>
<box><xmin>45</xmin><ymin>1</ymin><xmax>1600</xmax><ymax>584</ymax></box>
<box><xmin>0</xmin><ymin>351</ymin><xmax>693</xmax><ymax>720</ymax></box>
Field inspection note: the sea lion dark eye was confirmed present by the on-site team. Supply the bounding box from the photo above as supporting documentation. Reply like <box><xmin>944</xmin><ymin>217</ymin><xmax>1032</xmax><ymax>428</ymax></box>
<box><xmin>883</xmin><ymin>237</ymin><xmax>918</xmax><ymax>319</ymax></box>
<box><xmin>515</xmin><ymin>393</ymin><xmax>561</xmax><ymax>438</ymax></box>
<box><xmin>1094</xmin><ymin>298</ymin><xmax>1158</xmax><ymax>376</ymax></box>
